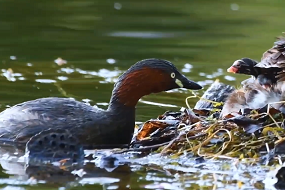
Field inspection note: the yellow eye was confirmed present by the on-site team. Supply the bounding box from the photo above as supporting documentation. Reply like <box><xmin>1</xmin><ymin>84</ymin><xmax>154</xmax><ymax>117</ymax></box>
<box><xmin>171</xmin><ymin>72</ymin><xmax>175</xmax><ymax>78</ymax></box>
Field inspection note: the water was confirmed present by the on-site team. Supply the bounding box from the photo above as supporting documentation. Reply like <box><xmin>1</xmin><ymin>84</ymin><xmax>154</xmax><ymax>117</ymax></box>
<box><xmin>0</xmin><ymin>0</ymin><xmax>284</xmax><ymax>189</ymax></box>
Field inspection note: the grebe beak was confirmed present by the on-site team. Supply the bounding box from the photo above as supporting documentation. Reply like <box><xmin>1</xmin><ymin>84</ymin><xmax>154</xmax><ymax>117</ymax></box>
<box><xmin>176</xmin><ymin>74</ymin><xmax>203</xmax><ymax>90</ymax></box>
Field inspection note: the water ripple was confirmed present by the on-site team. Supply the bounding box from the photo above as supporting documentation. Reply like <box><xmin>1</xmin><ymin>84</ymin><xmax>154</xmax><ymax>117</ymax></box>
<box><xmin>107</xmin><ymin>31</ymin><xmax>181</xmax><ymax>39</ymax></box>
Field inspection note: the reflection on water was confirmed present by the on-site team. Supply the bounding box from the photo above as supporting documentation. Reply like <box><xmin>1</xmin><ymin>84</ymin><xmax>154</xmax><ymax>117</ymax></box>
<box><xmin>107</xmin><ymin>31</ymin><xmax>180</xmax><ymax>38</ymax></box>
<box><xmin>0</xmin><ymin>0</ymin><xmax>284</xmax><ymax>189</ymax></box>
<box><xmin>0</xmin><ymin>146</ymin><xmax>270</xmax><ymax>189</ymax></box>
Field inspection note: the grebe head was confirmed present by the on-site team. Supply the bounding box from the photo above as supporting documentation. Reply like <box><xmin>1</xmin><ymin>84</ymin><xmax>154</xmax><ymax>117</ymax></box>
<box><xmin>110</xmin><ymin>58</ymin><xmax>202</xmax><ymax>107</ymax></box>
<box><xmin>227</xmin><ymin>58</ymin><xmax>258</xmax><ymax>76</ymax></box>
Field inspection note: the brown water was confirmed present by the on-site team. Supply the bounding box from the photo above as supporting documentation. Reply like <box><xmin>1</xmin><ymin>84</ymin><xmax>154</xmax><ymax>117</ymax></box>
<box><xmin>0</xmin><ymin>0</ymin><xmax>284</xmax><ymax>189</ymax></box>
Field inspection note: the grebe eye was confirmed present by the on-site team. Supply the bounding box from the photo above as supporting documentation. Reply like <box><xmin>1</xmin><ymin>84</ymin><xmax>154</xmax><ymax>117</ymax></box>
<box><xmin>170</xmin><ymin>73</ymin><xmax>175</xmax><ymax>78</ymax></box>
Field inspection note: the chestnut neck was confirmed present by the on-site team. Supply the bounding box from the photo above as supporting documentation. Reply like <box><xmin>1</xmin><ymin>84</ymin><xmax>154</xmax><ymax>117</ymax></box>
<box><xmin>102</xmin><ymin>62</ymin><xmax>177</xmax><ymax>146</ymax></box>
<box><xmin>107</xmin><ymin>67</ymin><xmax>173</xmax><ymax>110</ymax></box>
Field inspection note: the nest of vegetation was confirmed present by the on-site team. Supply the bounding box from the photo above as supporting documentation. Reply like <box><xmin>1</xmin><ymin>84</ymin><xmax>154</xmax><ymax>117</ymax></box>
<box><xmin>126</xmin><ymin>80</ymin><xmax>285</xmax><ymax>163</ymax></box>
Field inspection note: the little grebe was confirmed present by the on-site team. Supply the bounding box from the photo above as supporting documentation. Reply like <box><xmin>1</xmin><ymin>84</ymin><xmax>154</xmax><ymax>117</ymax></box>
<box><xmin>227</xmin><ymin>58</ymin><xmax>277</xmax><ymax>88</ymax></box>
<box><xmin>228</xmin><ymin>34</ymin><xmax>285</xmax><ymax>87</ymax></box>
<box><xmin>0</xmin><ymin>58</ymin><xmax>202</xmax><ymax>149</ymax></box>
<box><xmin>227</xmin><ymin>58</ymin><xmax>259</xmax><ymax>77</ymax></box>
<box><xmin>220</xmin><ymin>78</ymin><xmax>285</xmax><ymax>118</ymax></box>
<box><xmin>254</xmin><ymin>35</ymin><xmax>285</xmax><ymax>82</ymax></box>
<box><xmin>220</xmin><ymin>89</ymin><xmax>246</xmax><ymax>118</ymax></box>
<box><xmin>242</xmin><ymin>78</ymin><xmax>283</xmax><ymax>109</ymax></box>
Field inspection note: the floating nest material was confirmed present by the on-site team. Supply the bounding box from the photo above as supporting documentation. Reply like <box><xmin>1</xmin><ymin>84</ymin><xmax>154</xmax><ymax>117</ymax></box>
<box><xmin>129</xmin><ymin>80</ymin><xmax>285</xmax><ymax>163</ymax></box>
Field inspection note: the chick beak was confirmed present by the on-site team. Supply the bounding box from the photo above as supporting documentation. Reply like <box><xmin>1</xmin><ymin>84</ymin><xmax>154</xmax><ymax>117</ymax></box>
<box><xmin>227</xmin><ymin>66</ymin><xmax>238</xmax><ymax>73</ymax></box>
